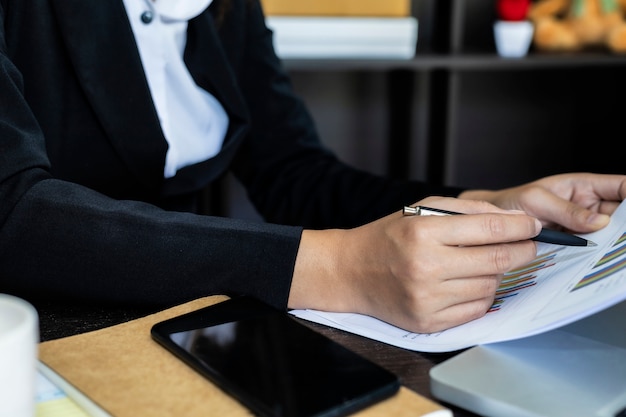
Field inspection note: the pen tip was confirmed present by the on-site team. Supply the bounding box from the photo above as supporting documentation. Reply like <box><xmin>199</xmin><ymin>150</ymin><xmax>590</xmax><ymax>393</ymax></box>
<box><xmin>587</xmin><ymin>241</ymin><xmax>598</xmax><ymax>247</ymax></box>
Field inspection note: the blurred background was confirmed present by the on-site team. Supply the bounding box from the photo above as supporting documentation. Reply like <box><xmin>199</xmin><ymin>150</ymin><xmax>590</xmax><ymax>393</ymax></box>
<box><xmin>226</xmin><ymin>0</ymin><xmax>626</xmax><ymax>221</ymax></box>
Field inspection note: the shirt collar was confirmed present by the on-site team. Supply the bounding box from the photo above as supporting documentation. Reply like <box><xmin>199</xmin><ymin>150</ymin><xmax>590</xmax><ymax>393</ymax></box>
<box><xmin>148</xmin><ymin>0</ymin><xmax>213</xmax><ymax>22</ymax></box>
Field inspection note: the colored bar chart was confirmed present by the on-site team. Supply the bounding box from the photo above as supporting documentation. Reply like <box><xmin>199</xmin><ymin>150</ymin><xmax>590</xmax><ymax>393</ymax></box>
<box><xmin>572</xmin><ymin>232</ymin><xmax>626</xmax><ymax>292</ymax></box>
<box><xmin>488</xmin><ymin>248</ymin><xmax>562</xmax><ymax>313</ymax></box>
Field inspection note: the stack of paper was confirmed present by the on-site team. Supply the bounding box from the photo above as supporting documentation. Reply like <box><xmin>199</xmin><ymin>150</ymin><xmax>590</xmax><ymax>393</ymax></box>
<box><xmin>266</xmin><ymin>16</ymin><xmax>418</xmax><ymax>59</ymax></box>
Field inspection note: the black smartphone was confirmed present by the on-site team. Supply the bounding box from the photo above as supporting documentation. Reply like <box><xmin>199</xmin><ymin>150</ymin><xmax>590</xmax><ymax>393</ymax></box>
<box><xmin>151</xmin><ymin>296</ymin><xmax>399</xmax><ymax>417</ymax></box>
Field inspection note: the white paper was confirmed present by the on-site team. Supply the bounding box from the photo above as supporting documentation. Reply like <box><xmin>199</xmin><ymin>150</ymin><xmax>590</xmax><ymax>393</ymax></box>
<box><xmin>291</xmin><ymin>201</ymin><xmax>626</xmax><ymax>352</ymax></box>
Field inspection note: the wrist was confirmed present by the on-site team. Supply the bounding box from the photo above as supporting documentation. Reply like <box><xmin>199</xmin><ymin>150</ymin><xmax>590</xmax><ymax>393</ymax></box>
<box><xmin>288</xmin><ymin>229</ymin><xmax>353</xmax><ymax>312</ymax></box>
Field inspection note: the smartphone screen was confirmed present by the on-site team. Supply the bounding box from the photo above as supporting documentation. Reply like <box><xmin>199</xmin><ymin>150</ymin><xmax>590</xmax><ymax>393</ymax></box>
<box><xmin>151</xmin><ymin>296</ymin><xmax>399</xmax><ymax>417</ymax></box>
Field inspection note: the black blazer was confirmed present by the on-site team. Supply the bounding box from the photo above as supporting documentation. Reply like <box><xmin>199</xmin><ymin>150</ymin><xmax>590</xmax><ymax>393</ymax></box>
<box><xmin>0</xmin><ymin>0</ymin><xmax>462</xmax><ymax>309</ymax></box>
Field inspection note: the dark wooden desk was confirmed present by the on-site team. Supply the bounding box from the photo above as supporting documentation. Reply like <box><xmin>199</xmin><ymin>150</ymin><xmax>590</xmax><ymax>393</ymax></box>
<box><xmin>35</xmin><ymin>300</ymin><xmax>481</xmax><ymax>417</ymax></box>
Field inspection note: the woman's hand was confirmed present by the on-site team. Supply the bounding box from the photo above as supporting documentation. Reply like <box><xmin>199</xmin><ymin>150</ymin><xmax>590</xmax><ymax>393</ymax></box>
<box><xmin>289</xmin><ymin>197</ymin><xmax>540</xmax><ymax>333</ymax></box>
<box><xmin>460</xmin><ymin>173</ymin><xmax>626</xmax><ymax>233</ymax></box>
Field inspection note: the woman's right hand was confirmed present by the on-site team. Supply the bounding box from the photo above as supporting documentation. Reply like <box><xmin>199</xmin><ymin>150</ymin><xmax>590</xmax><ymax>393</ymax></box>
<box><xmin>289</xmin><ymin>197</ymin><xmax>540</xmax><ymax>333</ymax></box>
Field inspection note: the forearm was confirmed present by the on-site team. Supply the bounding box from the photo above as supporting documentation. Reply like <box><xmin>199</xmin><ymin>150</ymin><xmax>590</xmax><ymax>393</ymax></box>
<box><xmin>0</xmin><ymin>177</ymin><xmax>302</xmax><ymax>310</ymax></box>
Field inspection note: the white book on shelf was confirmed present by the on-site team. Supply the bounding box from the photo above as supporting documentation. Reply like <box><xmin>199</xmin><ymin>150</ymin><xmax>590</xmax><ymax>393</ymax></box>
<box><xmin>265</xmin><ymin>16</ymin><xmax>418</xmax><ymax>59</ymax></box>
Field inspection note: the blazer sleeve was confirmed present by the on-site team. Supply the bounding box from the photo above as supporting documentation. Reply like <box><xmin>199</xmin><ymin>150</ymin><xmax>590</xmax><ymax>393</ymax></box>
<box><xmin>0</xmin><ymin>9</ymin><xmax>300</xmax><ymax>310</ymax></box>
<box><xmin>228</xmin><ymin>0</ymin><xmax>465</xmax><ymax>229</ymax></box>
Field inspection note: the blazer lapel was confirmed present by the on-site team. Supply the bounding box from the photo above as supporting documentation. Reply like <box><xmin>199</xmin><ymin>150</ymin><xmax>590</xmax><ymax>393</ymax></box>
<box><xmin>160</xmin><ymin>6</ymin><xmax>251</xmax><ymax>196</ymax></box>
<box><xmin>185</xmin><ymin>7</ymin><xmax>250</xmax><ymax>140</ymax></box>
<box><xmin>49</xmin><ymin>0</ymin><xmax>167</xmax><ymax>190</ymax></box>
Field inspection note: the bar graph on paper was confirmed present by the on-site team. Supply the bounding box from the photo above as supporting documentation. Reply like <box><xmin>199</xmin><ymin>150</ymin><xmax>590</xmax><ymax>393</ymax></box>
<box><xmin>572</xmin><ymin>232</ymin><xmax>626</xmax><ymax>292</ymax></box>
<box><xmin>488</xmin><ymin>248</ymin><xmax>562</xmax><ymax>313</ymax></box>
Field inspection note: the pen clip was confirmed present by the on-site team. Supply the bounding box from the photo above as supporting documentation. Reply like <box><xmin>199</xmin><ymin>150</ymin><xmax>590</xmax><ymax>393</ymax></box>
<box><xmin>402</xmin><ymin>206</ymin><xmax>420</xmax><ymax>216</ymax></box>
<box><xmin>403</xmin><ymin>206</ymin><xmax>455</xmax><ymax>217</ymax></box>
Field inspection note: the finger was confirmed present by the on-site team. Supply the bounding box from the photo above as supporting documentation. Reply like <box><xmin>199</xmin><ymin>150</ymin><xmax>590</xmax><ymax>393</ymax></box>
<box><xmin>433</xmin><ymin>273</ymin><xmax>505</xmax><ymax>332</ymax></box>
<box><xmin>522</xmin><ymin>188</ymin><xmax>611</xmax><ymax>232</ymax></box>
<box><xmin>409</xmin><ymin>213</ymin><xmax>541</xmax><ymax>248</ymax></box>
<box><xmin>409</xmin><ymin>240</ymin><xmax>536</xmax><ymax>285</ymax></box>
<box><xmin>597</xmin><ymin>200</ymin><xmax>622</xmax><ymax>216</ymax></box>
<box><xmin>409</xmin><ymin>295</ymin><xmax>497</xmax><ymax>334</ymax></box>
<box><xmin>442</xmin><ymin>273</ymin><xmax>502</xmax><ymax>301</ymax></box>
<box><xmin>581</xmin><ymin>174</ymin><xmax>626</xmax><ymax>203</ymax></box>
<box><xmin>437</xmin><ymin>297</ymin><xmax>497</xmax><ymax>331</ymax></box>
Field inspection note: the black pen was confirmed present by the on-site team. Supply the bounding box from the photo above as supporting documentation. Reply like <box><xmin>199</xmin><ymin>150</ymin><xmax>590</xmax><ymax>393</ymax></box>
<box><xmin>402</xmin><ymin>205</ymin><xmax>597</xmax><ymax>247</ymax></box>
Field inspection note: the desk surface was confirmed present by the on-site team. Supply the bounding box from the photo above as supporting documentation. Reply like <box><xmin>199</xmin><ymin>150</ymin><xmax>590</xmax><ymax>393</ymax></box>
<box><xmin>35</xmin><ymin>299</ymin><xmax>480</xmax><ymax>417</ymax></box>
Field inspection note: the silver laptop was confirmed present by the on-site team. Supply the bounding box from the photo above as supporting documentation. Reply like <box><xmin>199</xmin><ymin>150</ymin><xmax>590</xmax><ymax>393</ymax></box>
<box><xmin>430</xmin><ymin>301</ymin><xmax>626</xmax><ymax>417</ymax></box>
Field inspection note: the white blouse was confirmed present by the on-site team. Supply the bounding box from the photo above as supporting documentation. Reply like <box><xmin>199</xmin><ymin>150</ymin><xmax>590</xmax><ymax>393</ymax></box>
<box><xmin>122</xmin><ymin>0</ymin><xmax>229</xmax><ymax>179</ymax></box>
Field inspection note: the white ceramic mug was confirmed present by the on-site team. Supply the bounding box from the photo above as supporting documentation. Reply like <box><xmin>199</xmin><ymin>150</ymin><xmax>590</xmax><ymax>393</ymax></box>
<box><xmin>0</xmin><ymin>294</ymin><xmax>39</xmax><ymax>417</ymax></box>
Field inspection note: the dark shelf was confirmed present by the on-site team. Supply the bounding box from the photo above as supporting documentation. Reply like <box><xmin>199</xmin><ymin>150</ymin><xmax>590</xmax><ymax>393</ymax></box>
<box><xmin>275</xmin><ymin>0</ymin><xmax>626</xmax><ymax>189</ymax></box>
<box><xmin>283</xmin><ymin>52</ymin><xmax>626</xmax><ymax>72</ymax></box>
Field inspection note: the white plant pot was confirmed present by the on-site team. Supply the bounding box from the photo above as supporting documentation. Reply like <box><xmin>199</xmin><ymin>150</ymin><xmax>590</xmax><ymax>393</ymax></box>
<box><xmin>493</xmin><ymin>20</ymin><xmax>534</xmax><ymax>58</ymax></box>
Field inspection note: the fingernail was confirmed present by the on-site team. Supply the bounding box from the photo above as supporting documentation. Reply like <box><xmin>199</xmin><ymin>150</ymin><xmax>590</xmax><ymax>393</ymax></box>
<box><xmin>588</xmin><ymin>213</ymin><xmax>610</xmax><ymax>228</ymax></box>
